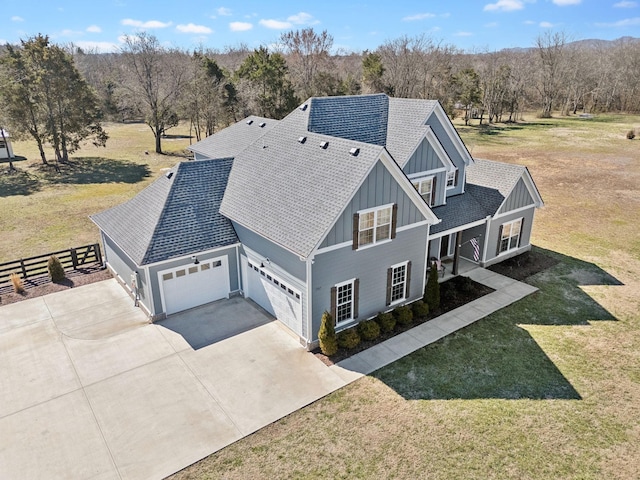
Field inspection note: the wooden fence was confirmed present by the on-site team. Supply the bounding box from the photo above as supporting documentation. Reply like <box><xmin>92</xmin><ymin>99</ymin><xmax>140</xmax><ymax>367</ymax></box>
<box><xmin>0</xmin><ymin>243</ymin><xmax>102</xmax><ymax>285</ymax></box>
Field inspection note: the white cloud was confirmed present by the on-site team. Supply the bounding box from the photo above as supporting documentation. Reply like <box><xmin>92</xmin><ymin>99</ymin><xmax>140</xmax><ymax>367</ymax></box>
<box><xmin>552</xmin><ymin>0</ymin><xmax>581</xmax><ymax>5</ymax></box>
<box><xmin>121</xmin><ymin>18</ymin><xmax>172</xmax><ymax>29</ymax></box>
<box><xmin>287</xmin><ymin>12</ymin><xmax>318</xmax><ymax>24</ymax></box>
<box><xmin>524</xmin><ymin>20</ymin><xmax>536</xmax><ymax>24</ymax></box>
<box><xmin>402</xmin><ymin>13</ymin><xmax>436</xmax><ymax>21</ymax></box>
<box><xmin>11</xmin><ymin>16</ymin><xmax>24</xmax><ymax>22</ymax></box>
<box><xmin>86</xmin><ymin>25</ymin><xmax>101</xmax><ymax>33</ymax></box>
<box><xmin>217</xmin><ymin>7</ymin><xmax>232</xmax><ymax>16</ymax></box>
<box><xmin>484</xmin><ymin>22</ymin><xmax>499</xmax><ymax>27</ymax></box>
<box><xmin>539</xmin><ymin>21</ymin><xmax>556</xmax><ymax>27</ymax></box>
<box><xmin>60</xmin><ymin>29</ymin><xmax>83</xmax><ymax>36</ymax></box>
<box><xmin>230</xmin><ymin>21</ymin><xmax>253</xmax><ymax>31</ymax></box>
<box><xmin>176</xmin><ymin>23</ymin><xmax>212</xmax><ymax>34</ymax></box>
<box><xmin>595</xmin><ymin>16</ymin><xmax>640</xmax><ymax>26</ymax></box>
<box><xmin>74</xmin><ymin>41</ymin><xmax>119</xmax><ymax>53</ymax></box>
<box><xmin>614</xmin><ymin>1</ymin><xmax>638</xmax><ymax>7</ymax></box>
<box><xmin>484</xmin><ymin>0</ymin><xmax>524</xmax><ymax>12</ymax></box>
<box><xmin>454</xmin><ymin>31</ymin><xmax>473</xmax><ymax>36</ymax></box>
<box><xmin>259</xmin><ymin>19</ymin><xmax>292</xmax><ymax>29</ymax></box>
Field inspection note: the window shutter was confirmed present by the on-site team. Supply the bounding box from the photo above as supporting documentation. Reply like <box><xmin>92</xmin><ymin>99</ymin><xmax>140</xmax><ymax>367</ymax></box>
<box><xmin>496</xmin><ymin>225</ymin><xmax>504</xmax><ymax>256</ymax></box>
<box><xmin>352</xmin><ymin>213</ymin><xmax>359</xmax><ymax>250</ymax></box>
<box><xmin>353</xmin><ymin>279</ymin><xmax>359</xmax><ymax>319</ymax></box>
<box><xmin>405</xmin><ymin>261</ymin><xmax>412</xmax><ymax>299</ymax></box>
<box><xmin>391</xmin><ymin>204</ymin><xmax>398</xmax><ymax>239</ymax></box>
<box><xmin>386</xmin><ymin>267</ymin><xmax>393</xmax><ymax>306</ymax></box>
<box><xmin>431</xmin><ymin>177</ymin><xmax>437</xmax><ymax>206</ymax></box>
<box><xmin>454</xmin><ymin>169</ymin><xmax>459</xmax><ymax>186</ymax></box>
<box><xmin>518</xmin><ymin>217</ymin><xmax>526</xmax><ymax>247</ymax></box>
<box><xmin>330</xmin><ymin>286</ymin><xmax>337</xmax><ymax>323</ymax></box>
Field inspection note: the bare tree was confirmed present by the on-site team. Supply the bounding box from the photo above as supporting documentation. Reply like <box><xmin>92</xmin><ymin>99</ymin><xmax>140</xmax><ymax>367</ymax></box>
<box><xmin>535</xmin><ymin>31</ymin><xmax>568</xmax><ymax>118</ymax></box>
<box><xmin>119</xmin><ymin>33</ymin><xmax>187</xmax><ymax>153</ymax></box>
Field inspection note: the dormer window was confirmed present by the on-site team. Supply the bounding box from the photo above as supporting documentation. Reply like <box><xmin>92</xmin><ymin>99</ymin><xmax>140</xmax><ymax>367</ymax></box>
<box><xmin>446</xmin><ymin>169</ymin><xmax>459</xmax><ymax>189</ymax></box>
<box><xmin>411</xmin><ymin>176</ymin><xmax>435</xmax><ymax>206</ymax></box>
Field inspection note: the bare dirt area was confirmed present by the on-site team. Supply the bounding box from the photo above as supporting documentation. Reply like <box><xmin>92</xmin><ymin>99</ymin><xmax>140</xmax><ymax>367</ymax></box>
<box><xmin>0</xmin><ymin>266</ymin><xmax>113</xmax><ymax>306</ymax></box>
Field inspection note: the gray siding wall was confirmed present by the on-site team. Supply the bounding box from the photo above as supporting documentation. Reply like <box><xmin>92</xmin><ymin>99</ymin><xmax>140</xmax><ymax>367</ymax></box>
<box><xmin>147</xmin><ymin>245</ymin><xmax>239</xmax><ymax>315</ymax></box>
<box><xmin>426</xmin><ymin>116</ymin><xmax>465</xmax><ymax>196</ymax></box>
<box><xmin>311</xmin><ymin>225</ymin><xmax>429</xmax><ymax>341</ymax></box>
<box><xmin>233</xmin><ymin>222</ymin><xmax>306</xmax><ymax>282</ymax></box>
<box><xmin>498</xmin><ymin>178</ymin><xmax>534</xmax><ymax>214</ymax></box>
<box><xmin>319</xmin><ymin>160</ymin><xmax>426</xmax><ymax>249</ymax></box>
<box><xmin>103</xmin><ymin>234</ymin><xmax>150</xmax><ymax>313</ymax></box>
<box><xmin>403</xmin><ymin>138</ymin><xmax>445</xmax><ymax>175</ymax></box>
<box><xmin>484</xmin><ymin>207</ymin><xmax>536</xmax><ymax>265</ymax></box>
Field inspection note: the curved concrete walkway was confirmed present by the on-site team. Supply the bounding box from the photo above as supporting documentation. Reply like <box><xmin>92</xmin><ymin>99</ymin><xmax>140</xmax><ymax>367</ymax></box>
<box><xmin>0</xmin><ymin>268</ymin><xmax>536</xmax><ymax>480</ymax></box>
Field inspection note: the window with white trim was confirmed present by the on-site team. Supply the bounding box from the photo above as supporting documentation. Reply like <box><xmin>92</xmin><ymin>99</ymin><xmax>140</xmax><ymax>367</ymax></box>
<box><xmin>358</xmin><ymin>205</ymin><xmax>392</xmax><ymax>247</ymax></box>
<box><xmin>336</xmin><ymin>280</ymin><xmax>354</xmax><ymax>324</ymax></box>
<box><xmin>446</xmin><ymin>169</ymin><xmax>458</xmax><ymax>188</ymax></box>
<box><xmin>499</xmin><ymin>218</ymin><xmax>522</xmax><ymax>254</ymax></box>
<box><xmin>390</xmin><ymin>263</ymin><xmax>408</xmax><ymax>303</ymax></box>
<box><xmin>412</xmin><ymin>176</ymin><xmax>434</xmax><ymax>206</ymax></box>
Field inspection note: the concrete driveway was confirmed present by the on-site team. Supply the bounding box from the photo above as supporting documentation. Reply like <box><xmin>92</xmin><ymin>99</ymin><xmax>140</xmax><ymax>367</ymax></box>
<box><xmin>0</xmin><ymin>279</ymin><xmax>348</xmax><ymax>480</ymax></box>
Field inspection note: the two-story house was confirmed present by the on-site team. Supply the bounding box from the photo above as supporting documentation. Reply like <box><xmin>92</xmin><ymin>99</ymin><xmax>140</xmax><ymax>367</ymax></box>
<box><xmin>91</xmin><ymin>94</ymin><xmax>542</xmax><ymax>349</ymax></box>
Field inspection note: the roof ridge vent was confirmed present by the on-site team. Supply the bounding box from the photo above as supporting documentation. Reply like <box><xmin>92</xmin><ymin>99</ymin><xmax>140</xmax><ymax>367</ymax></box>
<box><xmin>298</xmin><ymin>136</ymin><xmax>307</xmax><ymax>144</ymax></box>
<box><xmin>319</xmin><ymin>141</ymin><xmax>329</xmax><ymax>149</ymax></box>
<box><xmin>166</xmin><ymin>171</ymin><xmax>174</xmax><ymax>179</ymax></box>
<box><xmin>246</xmin><ymin>119</ymin><xmax>253</xmax><ymax>125</ymax></box>
<box><xmin>349</xmin><ymin>147</ymin><xmax>360</xmax><ymax>156</ymax></box>
<box><xmin>299</xmin><ymin>104</ymin><xmax>308</xmax><ymax>111</ymax></box>
<box><xmin>259</xmin><ymin>122</ymin><xmax>266</xmax><ymax>128</ymax></box>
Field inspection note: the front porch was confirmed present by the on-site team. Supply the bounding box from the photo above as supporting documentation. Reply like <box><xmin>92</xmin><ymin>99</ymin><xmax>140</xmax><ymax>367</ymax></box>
<box><xmin>438</xmin><ymin>257</ymin><xmax>478</xmax><ymax>282</ymax></box>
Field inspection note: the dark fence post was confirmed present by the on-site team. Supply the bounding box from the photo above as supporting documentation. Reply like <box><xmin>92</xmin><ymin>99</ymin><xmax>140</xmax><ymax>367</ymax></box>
<box><xmin>95</xmin><ymin>243</ymin><xmax>103</xmax><ymax>267</ymax></box>
<box><xmin>70</xmin><ymin>248</ymin><xmax>78</xmax><ymax>270</ymax></box>
<box><xmin>20</xmin><ymin>259</ymin><xmax>27</xmax><ymax>278</ymax></box>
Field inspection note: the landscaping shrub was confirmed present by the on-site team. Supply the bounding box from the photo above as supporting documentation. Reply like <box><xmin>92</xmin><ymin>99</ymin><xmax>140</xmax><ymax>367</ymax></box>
<box><xmin>47</xmin><ymin>255</ymin><xmax>66</xmax><ymax>282</ymax></box>
<box><xmin>411</xmin><ymin>300</ymin><xmax>429</xmax><ymax>319</ymax></box>
<box><xmin>337</xmin><ymin>328</ymin><xmax>361</xmax><ymax>349</ymax></box>
<box><xmin>318</xmin><ymin>311</ymin><xmax>338</xmax><ymax>356</ymax></box>
<box><xmin>627</xmin><ymin>129</ymin><xmax>635</xmax><ymax>140</ymax></box>
<box><xmin>424</xmin><ymin>263</ymin><xmax>441</xmax><ymax>311</ymax></box>
<box><xmin>458</xmin><ymin>275</ymin><xmax>476</xmax><ymax>295</ymax></box>
<box><xmin>10</xmin><ymin>273</ymin><xmax>24</xmax><ymax>294</ymax></box>
<box><xmin>357</xmin><ymin>319</ymin><xmax>381</xmax><ymax>341</ymax></box>
<box><xmin>375</xmin><ymin>311</ymin><xmax>396</xmax><ymax>333</ymax></box>
<box><xmin>393</xmin><ymin>305</ymin><xmax>413</xmax><ymax>326</ymax></box>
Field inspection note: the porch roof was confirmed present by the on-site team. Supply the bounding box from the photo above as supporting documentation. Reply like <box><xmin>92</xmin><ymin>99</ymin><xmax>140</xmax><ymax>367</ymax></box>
<box><xmin>430</xmin><ymin>183</ymin><xmax>504</xmax><ymax>234</ymax></box>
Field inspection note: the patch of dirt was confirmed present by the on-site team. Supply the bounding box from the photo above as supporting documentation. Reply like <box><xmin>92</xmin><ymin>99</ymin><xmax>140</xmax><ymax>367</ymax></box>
<box><xmin>488</xmin><ymin>249</ymin><xmax>559</xmax><ymax>282</ymax></box>
<box><xmin>0</xmin><ymin>265</ymin><xmax>113</xmax><ymax>306</ymax></box>
<box><xmin>314</xmin><ymin>276</ymin><xmax>494</xmax><ymax>366</ymax></box>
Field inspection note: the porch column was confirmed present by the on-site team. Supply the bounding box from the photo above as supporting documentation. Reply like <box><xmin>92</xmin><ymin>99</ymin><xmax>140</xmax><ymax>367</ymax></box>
<box><xmin>452</xmin><ymin>230</ymin><xmax>463</xmax><ymax>275</ymax></box>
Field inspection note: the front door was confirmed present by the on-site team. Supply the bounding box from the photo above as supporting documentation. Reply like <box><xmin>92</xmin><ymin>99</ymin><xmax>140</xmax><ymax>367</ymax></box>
<box><xmin>440</xmin><ymin>235</ymin><xmax>449</xmax><ymax>258</ymax></box>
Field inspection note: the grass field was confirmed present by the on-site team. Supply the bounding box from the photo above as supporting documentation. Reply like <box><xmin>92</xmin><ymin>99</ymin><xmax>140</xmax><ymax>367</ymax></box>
<box><xmin>2</xmin><ymin>113</ymin><xmax>639</xmax><ymax>479</ymax></box>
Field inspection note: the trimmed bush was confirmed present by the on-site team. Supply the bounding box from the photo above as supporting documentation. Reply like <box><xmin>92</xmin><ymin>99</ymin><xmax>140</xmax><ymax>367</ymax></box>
<box><xmin>411</xmin><ymin>300</ymin><xmax>429</xmax><ymax>319</ymax></box>
<box><xmin>627</xmin><ymin>129</ymin><xmax>635</xmax><ymax>140</ymax></box>
<box><xmin>357</xmin><ymin>319</ymin><xmax>381</xmax><ymax>341</ymax></box>
<box><xmin>10</xmin><ymin>273</ymin><xmax>24</xmax><ymax>294</ymax></box>
<box><xmin>424</xmin><ymin>263</ymin><xmax>441</xmax><ymax>311</ymax></box>
<box><xmin>337</xmin><ymin>328</ymin><xmax>361</xmax><ymax>349</ymax></box>
<box><xmin>318</xmin><ymin>311</ymin><xmax>338</xmax><ymax>356</ymax></box>
<box><xmin>47</xmin><ymin>255</ymin><xmax>66</xmax><ymax>282</ymax></box>
<box><xmin>393</xmin><ymin>305</ymin><xmax>413</xmax><ymax>326</ymax></box>
<box><xmin>375</xmin><ymin>311</ymin><xmax>396</xmax><ymax>333</ymax></box>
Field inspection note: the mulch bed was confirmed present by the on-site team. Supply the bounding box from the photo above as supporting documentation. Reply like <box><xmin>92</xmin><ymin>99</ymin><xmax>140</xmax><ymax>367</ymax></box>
<box><xmin>488</xmin><ymin>249</ymin><xmax>559</xmax><ymax>281</ymax></box>
<box><xmin>0</xmin><ymin>265</ymin><xmax>113</xmax><ymax>306</ymax></box>
<box><xmin>314</xmin><ymin>276</ymin><xmax>495</xmax><ymax>366</ymax></box>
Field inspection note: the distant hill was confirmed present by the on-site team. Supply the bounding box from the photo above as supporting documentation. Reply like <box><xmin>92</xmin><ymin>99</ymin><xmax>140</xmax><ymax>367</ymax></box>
<box><xmin>502</xmin><ymin>36</ymin><xmax>640</xmax><ymax>53</ymax></box>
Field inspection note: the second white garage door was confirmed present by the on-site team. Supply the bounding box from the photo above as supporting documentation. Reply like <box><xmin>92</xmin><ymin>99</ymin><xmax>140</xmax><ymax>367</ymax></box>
<box><xmin>159</xmin><ymin>256</ymin><xmax>230</xmax><ymax>315</ymax></box>
<box><xmin>245</xmin><ymin>259</ymin><xmax>302</xmax><ymax>336</ymax></box>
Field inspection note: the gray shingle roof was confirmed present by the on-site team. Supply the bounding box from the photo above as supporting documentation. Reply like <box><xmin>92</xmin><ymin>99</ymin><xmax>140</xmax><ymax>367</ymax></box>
<box><xmin>307</xmin><ymin>94</ymin><xmax>389</xmax><ymax>146</ymax></box>
<box><xmin>188</xmin><ymin>116</ymin><xmax>277</xmax><ymax>160</ymax></box>
<box><xmin>430</xmin><ymin>190</ymin><xmax>494</xmax><ymax>234</ymax></box>
<box><xmin>466</xmin><ymin>158</ymin><xmax>526</xmax><ymax>197</ymax></box>
<box><xmin>220</xmin><ymin>106</ymin><xmax>385</xmax><ymax>257</ymax></box>
<box><xmin>386</xmin><ymin>97</ymin><xmax>439</xmax><ymax>166</ymax></box>
<box><xmin>91</xmin><ymin>159</ymin><xmax>238</xmax><ymax>265</ymax></box>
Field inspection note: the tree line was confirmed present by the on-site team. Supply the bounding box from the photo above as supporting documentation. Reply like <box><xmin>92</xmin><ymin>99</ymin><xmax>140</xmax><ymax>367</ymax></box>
<box><xmin>1</xmin><ymin>30</ymin><xmax>638</xmax><ymax>157</ymax></box>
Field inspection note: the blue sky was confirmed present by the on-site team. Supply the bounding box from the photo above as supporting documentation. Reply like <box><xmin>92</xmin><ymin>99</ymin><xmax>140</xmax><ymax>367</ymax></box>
<box><xmin>2</xmin><ymin>0</ymin><xmax>639</xmax><ymax>53</ymax></box>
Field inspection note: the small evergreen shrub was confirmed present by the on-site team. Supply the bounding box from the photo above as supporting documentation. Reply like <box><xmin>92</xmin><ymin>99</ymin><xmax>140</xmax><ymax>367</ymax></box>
<box><xmin>337</xmin><ymin>328</ymin><xmax>361</xmax><ymax>349</ymax></box>
<box><xmin>318</xmin><ymin>311</ymin><xmax>338</xmax><ymax>356</ymax></box>
<box><xmin>47</xmin><ymin>255</ymin><xmax>66</xmax><ymax>282</ymax></box>
<box><xmin>375</xmin><ymin>311</ymin><xmax>396</xmax><ymax>333</ymax></box>
<box><xmin>424</xmin><ymin>263</ymin><xmax>441</xmax><ymax>311</ymax></box>
<box><xmin>357</xmin><ymin>319</ymin><xmax>381</xmax><ymax>341</ymax></box>
<box><xmin>10</xmin><ymin>273</ymin><xmax>24</xmax><ymax>294</ymax></box>
<box><xmin>393</xmin><ymin>305</ymin><xmax>413</xmax><ymax>326</ymax></box>
<box><xmin>627</xmin><ymin>129</ymin><xmax>635</xmax><ymax>140</ymax></box>
<box><xmin>411</xmin><ymin>300</ymin><xmax>429</xmax><ymax>319</ymax></box>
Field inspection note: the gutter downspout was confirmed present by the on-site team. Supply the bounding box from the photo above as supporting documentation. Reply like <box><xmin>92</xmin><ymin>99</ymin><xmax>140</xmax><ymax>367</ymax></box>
<box><xmin>305</xmin><ymin>255</ymin><xmax>314</xmax><ymax>350</ymax></box>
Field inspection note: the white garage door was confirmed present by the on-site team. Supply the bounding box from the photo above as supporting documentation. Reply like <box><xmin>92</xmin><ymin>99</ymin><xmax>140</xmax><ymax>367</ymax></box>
<box><xmin>245</xmin><ymin>259</ymin><xmax>302</xmax><ymax>336</ymax></box>
<box><xmin>160</xmin><ymin>257</ymin><xmax>230</xmax><ymax>315</ymax></box>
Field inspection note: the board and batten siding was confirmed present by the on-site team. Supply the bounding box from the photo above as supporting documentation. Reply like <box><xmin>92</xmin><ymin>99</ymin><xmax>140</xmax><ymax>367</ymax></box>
<box><xmin>102</xmin><ymin>234</ymin><xmax>150</xmax><ymax>313</ymax></box>
<box><xmin>233</xmin><ymin>222</ymin><xmax>306</xmax><ymax>282</ymax></box>
<box><xmin>311</xmin><ymin>225</ymin><xmax>429</xmax><ymax>341</ymax></box>
<box><xmin>426</xmin><ymin>116</ymin><xmax>466</xmax><ymax>196</ymax></box>
<box><xmin>319</xmin><ymin>160</ymin><xmax>426</xmax><ymax>249</ymax></box>
<box><xmin>498</xmin><ymin>178</ymin><xmax>535</xmax><ymax>215</ymax></box>
<box><xmin>402</xmin><ymin>137</ymin><xmax>445</xmax><ymax>175</ymax></box>
<box><xmin>147</xmin><ymin>245</ymin><xmax>239</xmax><ymax>315</ymax></box>
<box><xmin>483</xmin><ymin>207</ymin><xmax>536</xmax><ymax>266</ymax></box>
